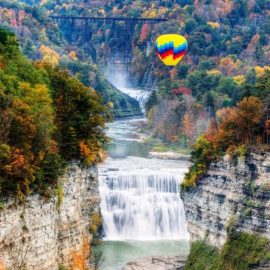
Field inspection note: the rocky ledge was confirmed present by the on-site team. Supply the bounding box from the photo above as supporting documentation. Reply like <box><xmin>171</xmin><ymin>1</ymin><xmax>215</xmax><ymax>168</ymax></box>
<box><xmin>181</xmin><ymin>152</ymin><xmax>270</xmax><ymax>248</ymax></box>
<box><xmin>0</xmin><ymin>162</ymin><xmax>100</xmax><ymax>270</ymax></box>
<box><xmin>122</xmin><ymin>256</ymin><xmax>187</xmax><ymax>270</ymax></box>
<box><xmin>149</xmin><ymin>151</ymin><xmax>190</xmax><ymax>161</ymax></box>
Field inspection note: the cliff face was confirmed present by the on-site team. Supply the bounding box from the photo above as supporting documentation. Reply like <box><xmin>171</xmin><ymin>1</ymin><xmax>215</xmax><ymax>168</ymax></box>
<box><xmin>0</xmin><ymin>163</ymin><xmax>100</xmax><ymax>270</ymax></box>
<box><xmin>181</xmin><ymin>152</ymin><xmax>270</xmax><ymax>249</ymax></box>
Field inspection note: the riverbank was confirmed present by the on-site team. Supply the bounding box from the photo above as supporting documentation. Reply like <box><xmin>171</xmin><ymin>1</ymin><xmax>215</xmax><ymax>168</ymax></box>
<box><xmin>122</xmin><ymin>256</ymin><xmax>187</xmax><ymax>270</ymax></box>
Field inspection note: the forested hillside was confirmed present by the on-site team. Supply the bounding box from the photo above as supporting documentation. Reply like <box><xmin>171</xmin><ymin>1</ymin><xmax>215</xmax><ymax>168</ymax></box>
<box><xmin>1</xmin><ymin>0</ymin><xmax>270</xmax><ymax>160</ymax></box>
<box><xmin>0</xmin><ymin>0</ymin><xmax>141</xmax><ymax>117</ymax></box>
<box><xmin>1</xmin><ymin>1</ymin><xmax>270</xmax><ymax>269</ymax></box>
<box><xmin>0</xmin><ymin>28</ymin><xmax>108</xmax><ymax>200</ymax></box>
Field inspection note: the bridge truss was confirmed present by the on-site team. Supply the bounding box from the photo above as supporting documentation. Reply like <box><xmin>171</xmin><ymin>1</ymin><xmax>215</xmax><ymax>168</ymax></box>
<box><xmin>50</xmin><ymin>16</ymin><xmax>167</xmax><ymax>71</ymax></box>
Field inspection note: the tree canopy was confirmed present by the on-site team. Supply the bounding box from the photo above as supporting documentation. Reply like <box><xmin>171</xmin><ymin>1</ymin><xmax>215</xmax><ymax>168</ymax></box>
<box><xmin>0</xmin><ymin>28</ymin><xmax>108</xmax><ymax>200</ymax></box>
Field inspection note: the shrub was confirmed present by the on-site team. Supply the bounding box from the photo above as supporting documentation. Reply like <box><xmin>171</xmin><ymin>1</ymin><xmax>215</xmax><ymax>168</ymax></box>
<box><xmin>181</xmin><ymin>135</ymin><xmax>221</xmax><ymax>189</ymax></box>
<box><xmin>56</xmin><ymin>183</ymin><xmax>64</xmax><ymax>210</ymax></box>
<box><xmin>220</xmin><ymin>232</ymin><xmax>270</xmax><ymax>269</ymax></box>
<box><xmin>185</xmin><ymin>232</ymin><xmax>270</xmax><ymax>270</ymax></box>
<box><xmin>89</xmin><ymin>211</ymin><xmax>102</xmax><ymax>236</ymax></box>
<box><xmin>184</xmin><ymin>241</ymin><xmax>220</xmax><ymax>270</ymax></box>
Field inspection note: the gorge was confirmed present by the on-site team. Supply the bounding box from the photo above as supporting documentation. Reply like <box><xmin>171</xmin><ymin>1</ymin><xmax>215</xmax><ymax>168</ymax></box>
<box><xmin>0</xmin><ymin>83</ymin><xmax>191</xmax><ymax>270</ymax></box>
<box><xmin>1</xmin><ymin>1</ymin><xmax>270</xmax><ymax>269</ymax></box>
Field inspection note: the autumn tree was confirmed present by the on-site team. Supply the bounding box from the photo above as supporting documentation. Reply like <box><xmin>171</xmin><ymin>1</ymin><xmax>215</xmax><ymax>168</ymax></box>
<box><xmin>140</xmin><ymin>23</ymin><xmax>149</xmax><ymax>42</ymax></box>
<box><xmin>210</xmin><ymin>96</ymin><xmax>264</xmax><ymax>149</ymax></box>
<box><xmin>45</xmin><ymin>65</ymin><xmax>108</xmax><ymax>165</ymax></box>
<box><xmin>235</xmin><ymin>96</ymin><xmax>264</xmax><ymax>144</ymax></box>
<box><xmin>183</xmin><ymin>97</ymin><xmax>265</xmax><ymax>189</ymax></box>
<box><xmin>0</xmin><ymin>29</ymin><xmax>108</xmax><ymax>199</ymax></box>
<box><xmin>182</xmin><ymin>112</ymin><xmax>194</xmax><ymax>146</ymax></box>
<box><xmin>39</xmin><ymin>45</ymin><xmax>59</xmax><ymax>66</ymax></box>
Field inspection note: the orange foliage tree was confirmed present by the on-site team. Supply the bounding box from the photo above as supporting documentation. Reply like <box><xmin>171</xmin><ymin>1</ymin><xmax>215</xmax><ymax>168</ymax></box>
<box><xmin>140</xmin><ymin>23</ymin><xmax>150</xmax><ymax>41</ymax></box>
<box><xmin>182</xmin><ymin>112</ymin><xmax>194</xmax><ymax>145</ymax></box>
<box><xmin>235</xmin><ymin>96</ymin><xmax>264</xmax><ymax>144</ymax></box>
<box><xmin>0</xmin><ymin>29</ymin><xmax>108</xmax><ymax>200</ymax></box>
<box><xmin>208</xmin><ymin>96</ymin><xmax>264</xmax><ymax>150</ymax></box>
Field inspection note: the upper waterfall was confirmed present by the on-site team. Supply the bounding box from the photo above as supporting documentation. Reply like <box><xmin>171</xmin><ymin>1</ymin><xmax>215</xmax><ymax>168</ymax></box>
<box><xmin>119</xmin><ymin>88</ymin><xmax>151</xmax><ymax>113</ymax></box>
<box><xmin>105</xmin><ymin>70</ymin><xmax>151</xmax><ymax>113</ymax></box>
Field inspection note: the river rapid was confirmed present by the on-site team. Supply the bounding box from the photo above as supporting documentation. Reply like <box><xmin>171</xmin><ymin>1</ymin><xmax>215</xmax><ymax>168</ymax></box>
<box><xmin>95</xmin><ymin>88</ymin><xmax>190</xmax><ymax>270</ymax></box>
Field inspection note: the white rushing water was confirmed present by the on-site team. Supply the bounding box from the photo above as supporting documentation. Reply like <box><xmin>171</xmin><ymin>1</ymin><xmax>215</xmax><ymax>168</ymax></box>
<box><xmin>97</xmin><ymin>73</ymin><xmax>190</xmax><ymax>270</ymax></box>
<box><xmin>119</xmin><ymin>88</ymin><xmax>151</xmax><ymax>113</ymax></box>
<box><xmin>105</xmin><ymin>69</ymin><xmax>151</xmax><ymax>113</ymax></box>
<box><xmin>99</xmin><ymin>157</ymin><xmax>189</xmax><ymax>240</ymax></box>
<box><xmin>98</xmin><ymin>82</ymin><xmax>189</xmax><ymax>244</ymax></box>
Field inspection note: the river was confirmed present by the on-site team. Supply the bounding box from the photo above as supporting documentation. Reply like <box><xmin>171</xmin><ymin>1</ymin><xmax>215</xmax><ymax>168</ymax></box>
<box><xmin>95</xmin><ymin>88</ymin><xmax>190</xmax><ymax>270</ymax></box>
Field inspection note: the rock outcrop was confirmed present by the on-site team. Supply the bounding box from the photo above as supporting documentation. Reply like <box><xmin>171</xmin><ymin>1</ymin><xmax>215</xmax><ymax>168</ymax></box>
<box><xmin>181</xmin><ymin>152</ymin><xmax>270</xmax><ymax>248</ymax></box>
<box><xmin>0</xmin><ymin>162</ymin><xmax>100</xmax><ymax>270</ymax></box>
<box><xmin>122</xmin><ymin>256</ymin><xmax>187</xmax><ymax>270</ymax></box>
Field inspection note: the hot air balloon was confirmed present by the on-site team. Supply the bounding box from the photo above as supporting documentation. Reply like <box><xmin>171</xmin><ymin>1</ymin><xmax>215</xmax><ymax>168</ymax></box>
<box><xmin>155</xmin><ymin>34</ymin><xmax>188</xmax><ymax>67</ymax></box>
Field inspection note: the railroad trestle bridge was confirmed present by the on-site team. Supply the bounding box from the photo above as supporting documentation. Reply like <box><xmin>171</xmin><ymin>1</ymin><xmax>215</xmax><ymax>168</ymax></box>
<box><xmin>50</xmin><ymin>15</ymin><xmax>167</xmax><ymax>71</ymax></box>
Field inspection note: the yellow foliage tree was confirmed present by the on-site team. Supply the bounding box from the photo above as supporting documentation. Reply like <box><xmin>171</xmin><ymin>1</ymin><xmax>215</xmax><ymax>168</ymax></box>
<box><xmin>69</xmin><ymin>51</ymin><xmax>78</xmax><ymax>61</ymax></box>
<box><xmin>255</xmin><ymin>66</ymin><xmax>270</xmax><ymax>77</ymax></box>
<box><xmin>19</xmin><ymin>82</ymin><xmax>55</xmax><ymax>150</ymax></box>
<box><xmin>233</xmin><ymin>75</ymin><xmax>245</xmax><ymax>85</ymax></box>
<box><xmin>207</xmin><ymin>22</ymin><xmax>220</xmax><ymax>29</ymax></box>
<box><xmin>79</xmin><ymin>141</ymin><xmax>98</xmax><ymax>165</ymax></box>
<box><xmin>207</xmin><ymin>69</ymin><xmax>221</xmax><ymax>76</ymax></box>
<box><xmin>219</xmin><ymin>56</ymin><xmax>241</xmax><ymax>76</ymax></box>
<box><xmin>39</xmin><ymin>45</ymin><xmax>59</xmax><ymax>66</ymax></box>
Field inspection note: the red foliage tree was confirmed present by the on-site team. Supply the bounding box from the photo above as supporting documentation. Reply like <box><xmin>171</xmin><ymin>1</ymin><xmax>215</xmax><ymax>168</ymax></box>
<box><xmin>172</xmin><ymin>86</ymin><xmax>192</xmax><ymax>96</ymax></box>
<box><xmin>140</xmin><ymin>23</ymin><xmax>150</xmax><ymax>41</ymax></box>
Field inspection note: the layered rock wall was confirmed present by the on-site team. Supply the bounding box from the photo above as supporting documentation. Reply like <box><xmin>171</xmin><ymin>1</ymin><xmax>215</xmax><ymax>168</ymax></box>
<box><xmin>0</xmin><ymin>163</ymin><xmax>100</xmax><ymax>270</ymax></box>
<box><xmin>181</xmin><ymin>153</ymin><xmax>270</xmax><ymax>248</ymax></box>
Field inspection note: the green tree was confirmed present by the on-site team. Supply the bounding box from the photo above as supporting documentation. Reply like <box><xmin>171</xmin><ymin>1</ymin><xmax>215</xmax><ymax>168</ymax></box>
<box><xmin>217</xmin><ymin>77</ymin><xmax>239</xmax><ymax>101</ymax></box>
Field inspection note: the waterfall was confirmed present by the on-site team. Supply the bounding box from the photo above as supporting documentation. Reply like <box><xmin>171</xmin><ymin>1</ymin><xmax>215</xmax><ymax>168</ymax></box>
<box><xmin>99</xmin><ymin>157</ymin><xmax>189</xmax><ymax>241</ymax></box>
<box><xmin>119</xmin><ymin>88</ymin><xmax>150</xmax><ymax>113</ymax></box>
<box><xmin>146</xmin><ymin>41</ymin><xmax>151</xmax><ymax>56</ymax></box>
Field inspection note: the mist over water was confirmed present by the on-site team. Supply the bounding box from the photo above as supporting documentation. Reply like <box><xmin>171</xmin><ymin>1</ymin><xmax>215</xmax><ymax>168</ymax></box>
<box><xmin>105</xmin><ymin>69</ymin><xmax>130</xmax><ymax>89</ymax></box>
<box><xmin>105</xmin><ymin>69</ymin><xmax>151</xmax><ymax>112</ymax></box>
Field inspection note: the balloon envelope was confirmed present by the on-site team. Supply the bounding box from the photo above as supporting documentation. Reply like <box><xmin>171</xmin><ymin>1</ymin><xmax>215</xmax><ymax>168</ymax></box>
<box><xmin>155</xmin><ymin>34</ymin><xmax>188</xmax><ymax>66</ymax></box>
